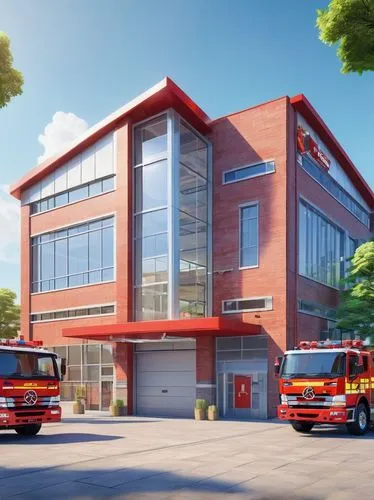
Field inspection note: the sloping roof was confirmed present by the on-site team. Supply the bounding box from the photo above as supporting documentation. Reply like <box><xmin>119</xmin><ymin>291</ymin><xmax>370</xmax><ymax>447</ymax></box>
<box><xmin>290</xmin><ymin>94</ymin><xmax>374</xmax><ymax>209</ymax></box>
<box><xmin>10</xmin><ymin>77</ymin><xmax>211</xmax><ymax>200</ymax></box>
<box><xmin>10</xmin><ymin>80</ymin><xmax>373</xmax><ymax>210</ymax></box>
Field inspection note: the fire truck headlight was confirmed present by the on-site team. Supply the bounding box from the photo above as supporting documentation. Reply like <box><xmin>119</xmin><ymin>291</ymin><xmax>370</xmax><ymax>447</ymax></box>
<box><xmin>281</xmin><ymin>394</ymin><xmax>288</xmax><ymax>405</ymax></box>
<box><xmin>0</xmin><ymin>413</ymin><xmax>9</xmax><ymax>419</ymax></box>
<box><xmin>331</xmin><ymin>395</ymin><xmax>346</xmax><ymax>407</ymax></box>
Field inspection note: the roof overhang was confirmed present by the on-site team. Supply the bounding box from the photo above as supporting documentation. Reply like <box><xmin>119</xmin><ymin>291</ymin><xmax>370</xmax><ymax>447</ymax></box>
<box><xmin>62</xmin><ymin>317</ymin><xmax>262</xmax><ymax>342</ymax></box>
<box><xmin>10</xmin><ymin>77</ymin><xmax>211</xmax><ymax>200</ymax></box>
<box><xmin>291</xmin><ymin>94</ymin><xmax>374</xmax><ymax>210</ymax></box>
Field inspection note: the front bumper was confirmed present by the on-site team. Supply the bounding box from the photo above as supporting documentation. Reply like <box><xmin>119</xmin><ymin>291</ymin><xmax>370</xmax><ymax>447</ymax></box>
<box><xmin>0</xmin><ymin>406</ymin><xmax>62</xmax><ymax>428</ymax></box>
<box><xmin>277</xmin><ymin>404</ymin><xmax>353</xmax><ymax>424</ymax></box>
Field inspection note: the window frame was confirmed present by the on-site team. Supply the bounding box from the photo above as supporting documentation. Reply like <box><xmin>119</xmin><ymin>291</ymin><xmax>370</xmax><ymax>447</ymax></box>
<box><xmin>239</xmin><ymin>201</ymin><xmax>259</xmax><ymax>270</ymax></box>
<box><xmin>223</xmin><ymin>160</ymin><xmax>275</xmax><ymax>185</ymax></box>
<box><xmin>31</xmin><ymin>214</ymin><xmax>116</xmax><ymax>294</ymax></box>
<box><xmin>30</xmin><ymin>175</ymin><xmax>116</xmax><ymax>216</ymax></box>
<box><xmin>298</xmin><ymin>198</ymin><xmax>345</xmax><ymax>290</ymax></box>
<box><xmin>222</xmin><ymin>296</ymin><xmax>273</xmax><ymax>314</ymax></box>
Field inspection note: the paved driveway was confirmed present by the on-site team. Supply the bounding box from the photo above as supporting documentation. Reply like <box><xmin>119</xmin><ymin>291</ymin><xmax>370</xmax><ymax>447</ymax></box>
<box><xmin>1</xmin><ymin>406</ymin><xmax>373</xmax><ymax>499</ymax></box>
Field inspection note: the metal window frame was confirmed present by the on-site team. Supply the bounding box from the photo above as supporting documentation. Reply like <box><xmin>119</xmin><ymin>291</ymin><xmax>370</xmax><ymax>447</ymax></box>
<box><xmin>298</xmin><ymin>197</ymin><xmax>346</xmax><ymax>291</ymax></box>
<box><xmin>297</xmin><ymin>299</ymin><xmax>337</xmax><ymax>322</ymax></box>
<box><xmin>238</xmin><ymin>201</ymin><xmax>259</xmax><ymax>270</ymax></box>
<box><xmin>31</xmin><ymin>215</ymin><xmax>116</xmax><ymax>294</ymax></box>
<box><xmin>222</xmin><ymin>160</ymin><xmax>275</xmax><ymax>185</ymax></box>
<box><xmin>221</xmin><ymin>296</ymin><xmax>273</xmax><ymax>314</ymax></box>
<box><xmin>132</xmin><ymin>110</ymin><xmax>212</xmax><ymax>321</ymax></box>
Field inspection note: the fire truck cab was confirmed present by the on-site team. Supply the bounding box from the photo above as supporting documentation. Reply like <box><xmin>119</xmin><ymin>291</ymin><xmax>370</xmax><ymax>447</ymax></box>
<box><xmin>0</xmin><ymin>337</ymin><xmax>65</xmax><ymax>437</ymax></box>
<box><xmin>276</xmin><ymin>339</ymin><xmax>373</xmax><ymax>435</ymax></box>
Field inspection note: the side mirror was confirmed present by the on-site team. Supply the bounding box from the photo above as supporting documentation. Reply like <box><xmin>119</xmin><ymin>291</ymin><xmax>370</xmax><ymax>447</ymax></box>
<box><xmin>274</xmin><ymin>356</ymin><xmax>283</xmax><ymax>378</ymax></box>
<box><xmin>357</xmin><ymin>363</ymin><xmax>364</xmax><ymax>375</ymax></box>
<box><xmin>61</xmin><ymin>358</ymin><xmax>67</xmax><ymax>379</ymax></box>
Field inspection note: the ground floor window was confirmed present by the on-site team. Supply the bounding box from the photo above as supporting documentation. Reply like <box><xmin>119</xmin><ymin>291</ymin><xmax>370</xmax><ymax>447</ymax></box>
<box><xmin>49</xmin><ymin>343</ymin><xmax>114</xmax><ymax>410</ymax></box>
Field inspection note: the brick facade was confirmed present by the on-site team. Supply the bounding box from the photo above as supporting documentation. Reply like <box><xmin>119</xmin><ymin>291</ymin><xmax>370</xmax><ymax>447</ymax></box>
<box><xmin>11</xmin><ymin>79</ymin><xmax>373</xmax><ymax>418</ymax></box>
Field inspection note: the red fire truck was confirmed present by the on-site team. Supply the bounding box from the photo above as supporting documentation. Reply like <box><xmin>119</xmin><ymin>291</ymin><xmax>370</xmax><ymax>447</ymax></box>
<box><xmin>0</xmin><ymin>337</ymin><xmax>66</xmax><ymax>437</ymax></box>
<box><xmin>276</xmin><ymin>339</ymin><xmax>373</xmax><ymax>435</ymax></box>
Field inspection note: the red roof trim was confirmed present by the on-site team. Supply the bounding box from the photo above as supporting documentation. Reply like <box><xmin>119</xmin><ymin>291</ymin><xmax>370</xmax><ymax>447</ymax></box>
<box><xmin>62</xmin><ymin>317</ymin><xmax>262</xmax><ymax>341</ymax></box>
<box><xmin>291</xmin><ymin>94</ymin><xmax>374</xmax><ymax>209</ymax></box>
<box><xmin>10</xmin><ymin>77</ymin><xmax>210</xmax><ymax>200</ymax></box>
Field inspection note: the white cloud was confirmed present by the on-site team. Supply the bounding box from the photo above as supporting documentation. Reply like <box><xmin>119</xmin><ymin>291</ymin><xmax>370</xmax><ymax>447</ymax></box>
<box><xmin>38</xmin><ymin>111</ymin><xmax>88</xmax><ymax>163</ymax></box>
<box><xmin>0</xmin><ymin>185</ymin><xmax>20</xmax><ymax>264</ymax></box>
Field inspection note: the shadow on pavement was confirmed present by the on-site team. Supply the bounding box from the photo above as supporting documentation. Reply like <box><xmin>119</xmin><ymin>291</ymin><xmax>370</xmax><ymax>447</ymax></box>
<box><xmin>62</xmin><ymin>418</ymin><xmax>160</xmax><ymax>425</ymax></box>
<box><xmin>0</xmin><ymin>432</ymin><xmax>123</xmax><ymax>444</ymax></box>
<box><xmin>300</xmin><ymin>425</ymin><xmax>374</xmax><ymax>439</ymax></box>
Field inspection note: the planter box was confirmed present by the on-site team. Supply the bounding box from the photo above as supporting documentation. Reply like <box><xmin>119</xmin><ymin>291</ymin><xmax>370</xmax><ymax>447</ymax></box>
<box><xmin>194</xmin><ymin>408</ymin><xmax>206</xmax><ymax>420</ymax></box>
<box><xmin>73</xmin><ymin>402</ymin><xmax>85</xmax><ymax>415</ymax></box>
<box><xmin>207</xmin><ymin>408</ymin><xmax>218</xmax><ymax>421</ymax></box>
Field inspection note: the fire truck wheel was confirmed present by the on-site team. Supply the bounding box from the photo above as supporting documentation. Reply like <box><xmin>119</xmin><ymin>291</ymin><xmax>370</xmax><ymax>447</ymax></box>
<box><xmin>290</xmin><ymin>421</ymin><xmax>314</xmax><ymax>433</ymax></box>
<box><xmin>15</xmin><ymin>424</ymin><xmax>42</xmax><ymax>437</ymax></box>
<box><xmin>347</xmin><ymin>403</ymin><xmax>368</xmax><ymax>436</ymax></box>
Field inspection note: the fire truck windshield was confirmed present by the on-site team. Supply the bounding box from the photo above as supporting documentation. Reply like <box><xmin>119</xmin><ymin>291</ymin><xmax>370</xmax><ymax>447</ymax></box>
<box><xmin>281</xmin><ymin>352</ymin><xmax>346</xmax><ymax>379</ymax></box>
<box><xmin>0</xmin><ymin>350</ymin><xmax>58</xmax><ymax>379</ymax></box>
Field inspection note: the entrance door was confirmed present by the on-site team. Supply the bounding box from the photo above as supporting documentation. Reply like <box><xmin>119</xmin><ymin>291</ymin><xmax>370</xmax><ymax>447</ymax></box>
<box><xmin>136</xmin><ymin>349</ymin><xmax>196</xmax><ymax>418</ymax></box>
<box><xmin>234</xmin><ymin>375</ymin><xmax>252</xmax><ymax>409</ymax></box>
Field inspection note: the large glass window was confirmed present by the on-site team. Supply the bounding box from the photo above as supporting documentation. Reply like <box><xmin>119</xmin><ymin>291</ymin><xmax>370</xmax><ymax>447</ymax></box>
<box><xmin>133</xmin><ymin>113</ymin><xmax>211</xmax><ymax>320</ymax></box>
<box><xmin>299</xmin><ymin>201</ymin><xmax>344</xmax><ymax>288</ymax></box>
<box><xmin>179</xmin><ymin>121</ymin><xmax>208</xmax><ymax>318</ymax></box>
<box><xmin>31</xmin><ymin>216</ymin><xmax>115</xmax><ymax>293</ymax></box>
<box><xmin>240</xmin><ymin>204</ymin><xmax>259</xmax><ymax>268</ymax></box>
<box><xmin>134</xmin><ymin>115</ymin><xmax>169</xmax><ymax>320</ymax></box>
<box><xmin>30</xmin><ymin>175</ymin><xmax>115</xmax><ymax>215</ymax></box>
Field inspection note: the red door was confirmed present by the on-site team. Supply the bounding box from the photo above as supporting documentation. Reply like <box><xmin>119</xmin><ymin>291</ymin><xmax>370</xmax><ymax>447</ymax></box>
<box><xmin>234</xmin><ymin>375</ymin><xmax>252</xmax><ymax>409</ymax></box>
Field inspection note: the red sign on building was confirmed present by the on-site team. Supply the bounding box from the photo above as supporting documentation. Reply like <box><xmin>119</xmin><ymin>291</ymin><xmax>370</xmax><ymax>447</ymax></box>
<box><xmin>297</xmin><ymin>126</ymin><xmax>330</xmax><ymax>171</ymax></box>
<box><xmin>234</xmin><ymin>375</ymin><xmax>252</xmax><ymax>409</ymax></box>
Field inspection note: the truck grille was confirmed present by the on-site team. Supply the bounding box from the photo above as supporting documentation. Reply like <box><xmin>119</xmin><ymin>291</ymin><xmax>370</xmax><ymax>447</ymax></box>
<box><xmin>287</xmin><ymin>395</ymin><xmax>333</xmax><ymax>408</ymax></box>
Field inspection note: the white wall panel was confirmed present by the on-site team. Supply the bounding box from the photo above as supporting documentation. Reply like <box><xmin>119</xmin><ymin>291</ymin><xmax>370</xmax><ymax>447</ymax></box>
<box><xmin>54</xmin><ymin>164</ymin><xmax>68</xmax><ymax>193</ymax></box>
<box><xmin>67</xmin><ymin>157</ymin><xmax>81</xmax><ymax>188</ymax></box>
<box><xmin>95</xmin><ymin>135</ymin><xmax>113</xmax><ymax>178</ymax></box>
<box><xmin>41</xmin><ymin>172</ymin><xmax>55</xmax><ymax>198</ymax></box>
<box><xmin>21</xmin><ymin>132</ymin><xmax>115</xmax><ymax>205</ymax></box>
<box><xmin>81</xmin><ymin>147</ymin><xmax>95</xmax><ymax>183</ymax></box>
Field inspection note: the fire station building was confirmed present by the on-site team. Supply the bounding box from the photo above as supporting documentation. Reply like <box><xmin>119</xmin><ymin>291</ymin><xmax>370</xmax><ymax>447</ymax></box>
<box><xmin>10</xmin><ymin>78</ymin><xmax>374</xmax><ymax>418</ymax></box>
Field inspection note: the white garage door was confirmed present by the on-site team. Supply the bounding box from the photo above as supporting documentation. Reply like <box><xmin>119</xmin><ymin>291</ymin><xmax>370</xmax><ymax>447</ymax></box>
<box><xmin>136</xmin><ymin>348</ymin><xmax>196</xmax><ymax>418</ymax></box>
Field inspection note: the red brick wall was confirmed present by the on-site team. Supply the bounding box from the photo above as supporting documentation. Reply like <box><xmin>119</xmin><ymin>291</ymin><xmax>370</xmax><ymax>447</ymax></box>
<box><xmin>210</xmin><ymin>97</ymin><xmax>290</xmax><ymax>416</ymax></box>
<box><xmin>113</xmin><ymin>342</ymin><xmax>133</xmax><ymax>415</ymax></box>
<box><xmin>196</xmin><ymin>336</ymin><xmax>215</xmax><ymax>383</ymax></box>
<box><xmin>23</xmin><ymin>119</ymin><xmax>132</xmax><ymax>347</ymax></box>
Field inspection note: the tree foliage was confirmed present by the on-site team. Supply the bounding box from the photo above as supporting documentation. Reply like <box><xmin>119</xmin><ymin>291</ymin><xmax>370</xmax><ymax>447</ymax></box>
<box><xmin>317</xmin><ymin>0</ymin><xmax>374</xmax><ymax>74</ymax></box>
<box><xmin>0</xmin><ymin>32</ymin><xmax>24</xmax><ymax>108</ymax></box>
<box><xmin>0</xmin><ymin>288</ymin><xmax>20</xmax><ymax>339</ymax></box>
<box><xmin>337</xmin><ymin>241</ymin><xmax>374</xmax><ymax>339</ymax></box>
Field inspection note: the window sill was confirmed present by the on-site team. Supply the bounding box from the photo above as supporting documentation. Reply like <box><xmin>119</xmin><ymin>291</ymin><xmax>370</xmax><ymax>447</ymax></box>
<box><xmin>31</xmin><ymin>280</ymin><xmax>116</xmax><ymax>296</ymax></box>
<box><xmin>239</xmin><ymin>265</ymin><xmax>259</xmax><ymax>270</ymax></box>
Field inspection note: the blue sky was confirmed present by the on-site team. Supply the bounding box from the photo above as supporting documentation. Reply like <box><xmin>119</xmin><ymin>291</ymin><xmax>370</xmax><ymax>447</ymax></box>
<box><xmin>1</xmin><ymin>0</ymin><xmax>373</xmax><ymax>299</ymax></box>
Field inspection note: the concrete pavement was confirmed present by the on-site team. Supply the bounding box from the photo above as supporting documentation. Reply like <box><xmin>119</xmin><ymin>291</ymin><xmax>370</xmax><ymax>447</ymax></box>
<box><xmin>1</xmin><ymin>404</ymin><xmax>373</xmax><ymax>499</ymax></box>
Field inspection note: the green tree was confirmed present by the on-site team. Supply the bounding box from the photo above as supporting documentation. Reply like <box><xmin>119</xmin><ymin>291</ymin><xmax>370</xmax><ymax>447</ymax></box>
<box><xmin>337</xmin><ymin>241</ymin><xmax>374</xmax><ymax>339</ymax></box>
<box><xmin>0</xmin><ymin>288</ymin><xmax>20</xmax><ymax>339</ymax></box>
<box><xmin>0</xmin><ymin>32</ymin><xmax>24</xmax><ymax>108</ymax></box>
<box><xmin>317</xmin><ymin>0</ymin><xmax>374</xmax><ymax>74</ymax></box>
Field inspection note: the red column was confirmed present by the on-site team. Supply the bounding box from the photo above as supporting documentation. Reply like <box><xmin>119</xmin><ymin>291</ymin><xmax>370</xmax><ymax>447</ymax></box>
<box><xmin>196</xmin><ymin>336</ymin><xmax>216</xmax><ymax>405</ymax></box>
<box><xmin>113</xmin><ymin>342</ymin><xmax>133</xmax><ymax>414</ymax></box>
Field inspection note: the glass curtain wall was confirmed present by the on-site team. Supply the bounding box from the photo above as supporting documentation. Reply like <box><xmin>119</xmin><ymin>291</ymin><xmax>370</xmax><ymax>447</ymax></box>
<box><xmin>134</xmin><ymin>112</ymin><xmax>211</xmax><ymax>321</ymax></box>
